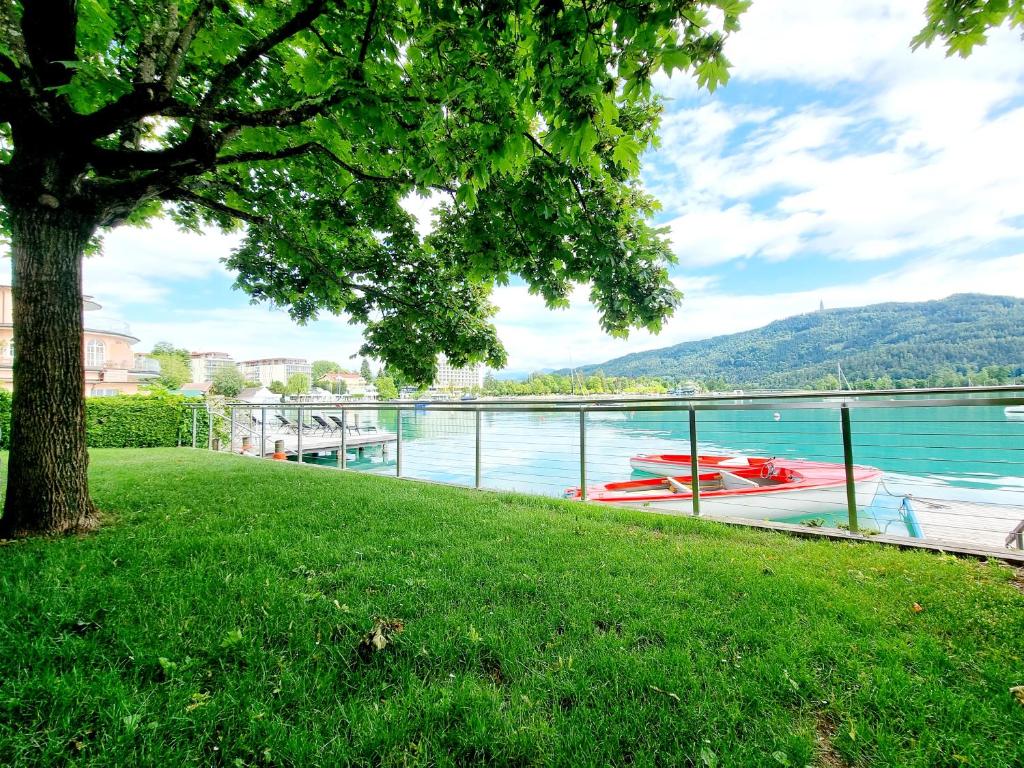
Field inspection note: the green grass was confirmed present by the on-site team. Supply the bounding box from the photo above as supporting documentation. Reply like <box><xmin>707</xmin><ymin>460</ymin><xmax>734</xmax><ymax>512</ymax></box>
<box><xmin>1</xmin><ymin>450</ymin><xmax>1022</xmax><ymax>767</ymax></box>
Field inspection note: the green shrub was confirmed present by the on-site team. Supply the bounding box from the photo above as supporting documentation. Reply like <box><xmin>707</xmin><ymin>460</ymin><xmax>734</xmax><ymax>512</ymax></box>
<box><xmin>0</xmin><ymin>391</ymin><xmax>206</xmax><ymax>450</ymax></box>
<box><xmin>86</xmin><ymin>393</ymin><xmax>206</xmax><ymax>448</ymax></box>
<box><xmin>0</xmin><ymin>390</ymin><xmax>10</xmax><ymax>450</ymax></box>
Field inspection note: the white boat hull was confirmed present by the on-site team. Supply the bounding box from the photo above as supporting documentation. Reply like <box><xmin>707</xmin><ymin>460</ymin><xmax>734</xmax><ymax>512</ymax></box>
<box><xmin>608</xmin><ymin>478</ymin><xmax>881</xmax><ymax>521</ymax></box>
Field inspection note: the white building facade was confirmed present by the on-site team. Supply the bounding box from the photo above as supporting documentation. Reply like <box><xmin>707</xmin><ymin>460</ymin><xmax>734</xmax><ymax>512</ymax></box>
<box><xmin>190</xmin><ymin>351</ymin><xmax>236</xmax><ymax>383</ymax></box>
<box><xmin>238</xmin><ymin>357</ymin><xmax>312</xmax><ymax>387</ymax></box>
<box><xmin>433</xmin><ymin>355</ymin><xmax>486</xmax><ymax>391</ymax></box>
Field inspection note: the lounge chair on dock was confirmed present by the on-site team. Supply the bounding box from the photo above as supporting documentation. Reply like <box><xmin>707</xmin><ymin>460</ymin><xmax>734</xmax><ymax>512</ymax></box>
<box><xmin>311</xmin><ymin>415</ymin><xmax>336</xmax><ymax>434</ymax></box>
<box><xmin>275</xmin><ymin>414</ymin><xmax>299</xmax><ymax>433</ymax></box>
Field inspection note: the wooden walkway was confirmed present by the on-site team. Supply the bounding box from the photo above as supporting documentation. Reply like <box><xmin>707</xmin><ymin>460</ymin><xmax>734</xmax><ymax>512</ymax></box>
<box><xmin>231</xmin><ymin>430</ymin><xmax>397</xmax><ymax>458</ymax></box>
<box><xmin>903</xmin><ymin>496</ymin><xmax>1024</xmax><ymax>551</ymax></box>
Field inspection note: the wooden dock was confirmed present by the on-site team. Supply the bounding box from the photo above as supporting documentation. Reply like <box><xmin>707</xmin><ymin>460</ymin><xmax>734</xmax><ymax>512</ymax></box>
<box><xmin>903</xmin><ymin>496</ymin><xmax>1024</xmax><ymax>551</ymax></box>
<box><xmin>231</xmin><ymin>430</ymin><xmax>397</xmax><ymax>458</ymax></box>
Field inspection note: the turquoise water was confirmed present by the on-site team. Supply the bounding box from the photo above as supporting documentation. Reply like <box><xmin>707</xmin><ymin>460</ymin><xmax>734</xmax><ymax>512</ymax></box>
<box><xmin>291</xmin><ymin>401</ymin><xmax>1024</xmax><ymax>540</ymax></box>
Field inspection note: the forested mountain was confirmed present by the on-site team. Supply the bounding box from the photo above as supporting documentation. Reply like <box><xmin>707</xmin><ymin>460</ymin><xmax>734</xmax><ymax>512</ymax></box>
<box><xmin>569</xmin><ymin>294</ymin><xmax>1024</xmax><ymax>389</ymax></box>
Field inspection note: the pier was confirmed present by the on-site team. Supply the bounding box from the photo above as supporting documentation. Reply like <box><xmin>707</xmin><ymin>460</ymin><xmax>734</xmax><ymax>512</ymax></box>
<box><xmin>255</xmin><ymin>431</ymin><xmax>397</xmax><ymax>458</ymax></box>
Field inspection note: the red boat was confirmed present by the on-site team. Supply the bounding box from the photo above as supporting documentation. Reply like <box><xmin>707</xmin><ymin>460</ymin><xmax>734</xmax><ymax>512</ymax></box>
<box><xmin>566</xmin><ymin>455</ymin><xmax>882</xmax><ymax>520</ymax></box>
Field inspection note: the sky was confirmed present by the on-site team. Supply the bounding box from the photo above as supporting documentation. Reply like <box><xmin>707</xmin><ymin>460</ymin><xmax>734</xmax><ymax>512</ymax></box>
<box><xmin>3</xmin><ymin>1</ymin><xmax>1023</xmax><ymax>377</ymax></box>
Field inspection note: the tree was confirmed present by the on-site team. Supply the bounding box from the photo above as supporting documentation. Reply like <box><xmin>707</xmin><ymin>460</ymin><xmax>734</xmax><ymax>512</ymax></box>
<box><xmin>210</xmin><ymin>366</ymin><xmax>247</xmax><ymax>397</ymax></box>
<box><xmin>285</xmin><ymin>373</ymin><xmax>311</xmax><ymax>395</ymax></box>
<box><xmin>268</xmin><ymin>380</ymin><xmax>286</xmax><ymax>395</ymax></box>
<box><xmin>375</xmin><ymin>375</ymin><xmax>399</xmax><ymax>401</ymax></box>
<box><xmin>913</xmin><ymin>0</ymin><xmax>1023</xmax><ymax>57</ymax></box>
<box><xmin>360</xmin><ymin>359</ymin><xmax>374</xmax><ymax>384</ymax></box>
<box><xmin>151</xmin><ymin>342</ymin><xmax>191</xmax><ymax>367</ymax></box>
<box><xmin>0</xmin><ymin>1</ymin><xmax>746</xmax><ymax>535</ymax></box>
<box><xmin>311</xmin><ymin>359</ymin><xmax>342</xmax><ymax>382</ymax></box>
<box><xmin>152</xmin><ymin>355</ymin><xmax>190</xmax><ymax>390</ymax></box>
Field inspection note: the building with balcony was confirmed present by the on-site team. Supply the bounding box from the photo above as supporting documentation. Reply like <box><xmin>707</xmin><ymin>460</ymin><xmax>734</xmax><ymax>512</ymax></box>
<box><xmin>190</xmin><ymin>351</ymin><xmax>236</xmax><ymax>383</ymax></box>
<box><xmin>0</xmin><ymin>284</ymin><xmax>153</xmax><ymax>396</ymax></box>
<box><xmin>433</xmin><ymin>355</ymin><xmax>486</xmax><ymax>392</ymax></box>
<box><xmin>238</xmin><ymin>357</ymin><xmax>312</xmax><ymax>387</ymax></box>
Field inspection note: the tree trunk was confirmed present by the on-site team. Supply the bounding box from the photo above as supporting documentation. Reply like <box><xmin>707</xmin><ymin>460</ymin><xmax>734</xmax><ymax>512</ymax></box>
<box><xmin>0</xmin><ymin>205</ymin><xmax>99</xmax><ymax>537</ymax></box>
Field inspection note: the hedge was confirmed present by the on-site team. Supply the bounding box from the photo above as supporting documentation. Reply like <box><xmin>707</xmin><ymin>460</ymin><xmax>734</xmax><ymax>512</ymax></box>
<box><xmin>0</xmin><ymin>391</ymin><xmax>207</xmax><ymax>450</ymax></box>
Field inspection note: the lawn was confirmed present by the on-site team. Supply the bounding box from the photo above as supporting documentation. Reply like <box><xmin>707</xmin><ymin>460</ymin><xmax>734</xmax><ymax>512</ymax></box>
<box><xmin>1</xmin><ymin>449</ymin><xmax>1022</xmax><ymax>767</ymax></box>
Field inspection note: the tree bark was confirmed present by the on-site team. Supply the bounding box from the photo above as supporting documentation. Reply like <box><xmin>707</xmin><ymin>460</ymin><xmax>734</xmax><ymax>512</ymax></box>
<box><xmin>0</xmin><ymin>205</ymin><xmax>99</xmax><ymax>537</ymax></box>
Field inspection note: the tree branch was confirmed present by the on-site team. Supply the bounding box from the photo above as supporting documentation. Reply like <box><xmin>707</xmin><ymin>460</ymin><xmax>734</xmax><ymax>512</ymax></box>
<box><xmin>169</xmin><ymin>185</ymin><xmax>268</xmax><ymax>225</ymax></box>
<box><xmin>356</xmin><ymin>0</ymin><xmax>380</xmax><ymax>71</ymax></box>
<box><xmin>161</xmin><ymin>0</ymin><xmax>215</xmax><ymax>92</ymax></box>
<box><xmin>216</xmin><ymin>141</ymin><xmax>410</xmax><ymax>184</ymax></box>
<box><xmin>200</xmin><ymin>0</ymin><xmax>333</xmax><ymax>108</ymax></box>
<box><xmin>523</xmin><ymin>131</ymin><xmax>594</xmax><ymax>221</ymax></box>
<box><xmin>167</xmin><ymin>87</ymin><xmax>348</xmax><ymax>128</ymax></box>
<box><xmin>0</xmin><ymin>52</ymin><xmax>19</xmax><ymax>82</ymax></box>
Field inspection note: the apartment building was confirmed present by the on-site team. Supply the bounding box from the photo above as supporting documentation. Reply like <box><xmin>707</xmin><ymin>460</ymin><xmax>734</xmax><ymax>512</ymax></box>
<box><xmin>238</xmin><ymin>357</ymin><xmax>312</xmax><ymax>387</ymax></box>
<box><xmin>433</xmin><ymin>355</ymin><xmax>486</xmax><ymax>391</ymax></box>
<box><xmin>190</xmin><ymin>351</ymin><xmax>236</xmax><ymax>383</ymax></box>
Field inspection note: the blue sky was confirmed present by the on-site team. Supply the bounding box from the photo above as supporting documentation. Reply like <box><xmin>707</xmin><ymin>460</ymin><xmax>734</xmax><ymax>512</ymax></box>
<box><xmin>4</xmin><ymin>1</ymin><xmax>1023</xmax><ymax>376</ymax></box>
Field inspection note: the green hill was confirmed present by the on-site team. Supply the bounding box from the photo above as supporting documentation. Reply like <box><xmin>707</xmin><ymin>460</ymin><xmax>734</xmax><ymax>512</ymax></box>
<box><xmin>572</xmin><ymin>294</ymin><xmax>1024</xmax><ymax>388</ymax></box>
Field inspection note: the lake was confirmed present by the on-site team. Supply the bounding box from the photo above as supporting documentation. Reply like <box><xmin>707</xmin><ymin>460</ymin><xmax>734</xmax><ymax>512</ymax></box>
<box><xmin>289</xmin><ymin>398</ymin><xmax>1024</xmax><ymax>546</ymax></box>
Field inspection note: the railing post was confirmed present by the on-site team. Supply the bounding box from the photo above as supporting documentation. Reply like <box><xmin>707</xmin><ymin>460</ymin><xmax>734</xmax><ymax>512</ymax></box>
<box><xmin>841</xmin><ymin>405</ymin><xmax>859</xmax><ymax>533</ymax></box>
<box><xmin>475</xmin><ymin>408</ymin><xmax>482</xmax><ymax>489</ymax></box>
<box><xmin>260</xmin><ymin>407</ymin><xmax>266</xmax><ymax>459</ymax></box>
<box><xmin>207</xmin><ymin>407</ymin><xmax>213</xmax><ymax>451</ymax></box>
<box><xmin>191</xmin><ymin>407</ymin><xmax>197</xmax><ymax>449</ymax></box>
<box><xmin>579</xmin><ymin>407</ymin><xmax>587</xmax><ymax>500</ymax></box>
<box><xmin>296</xmin><ymin>406</ymin><xmax>303</xmax><ymax>464</ymax></box>
<box><xmin>229</xmin><ymin>405</ymin><xmax>235</xmax><ymax>452</ymax></box>
<box><xmin>339</xmin><ymin>408</ymin><xmax>347</xmax><ymax>469</ymax></box>
<box><xmin>396</xmin><ymin>408</ymin><xmax>403</xmax><ymax>477</ymax></box>
<box><xmin>689</xmin><ymin>406</ymin><xmax>701</xmax><ymax>517</ymax></box>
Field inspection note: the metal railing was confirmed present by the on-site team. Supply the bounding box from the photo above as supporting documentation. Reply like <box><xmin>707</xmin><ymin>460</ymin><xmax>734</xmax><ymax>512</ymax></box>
<box><xmin>186</xmin><ymin>387</ymin><xmax>1024</xmax><ymax>558</ymax></box>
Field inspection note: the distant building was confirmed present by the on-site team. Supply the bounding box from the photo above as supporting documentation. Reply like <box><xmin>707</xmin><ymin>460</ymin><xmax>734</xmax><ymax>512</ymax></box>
<box><xmin>433</xmin><ymin>355</ymin><xmax>485</xmax><ymax>391</ymax></box>
<box><xmin>320</xmin><ymin>370</ymin><xmax>369</xmax><ymax>395</ymax></box>
<box><xmin>0</xmin><ymin>284</ymin><xmax>156</xmax><ymax>396</ymax></box>
<box><xmin>190</xmin><ymin>351</ymin><xmax>236</xmax><ymax>383</ymax></box>
<box><xmin>238</xmin><ymin>357</ymin><xmax>311</xmax><ymax>387</ymax></box>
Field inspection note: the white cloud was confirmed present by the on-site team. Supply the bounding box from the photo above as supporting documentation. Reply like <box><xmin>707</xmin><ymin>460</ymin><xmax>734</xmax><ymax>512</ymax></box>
<box><xmin>132</xmin><ymin>304</ymin><xmax>367</xmax><ymax>364</ymax></box>
<box><xmin>85</xmin><ymin>220</ymin><xmax>241</xmax><ymax>311</ymax></box>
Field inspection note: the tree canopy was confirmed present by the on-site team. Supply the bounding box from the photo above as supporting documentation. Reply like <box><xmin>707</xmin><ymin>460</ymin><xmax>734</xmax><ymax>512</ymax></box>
<box><xmin>0</xmin><ymin>0</ymin><xmax>750</xmax><ymax>383</ymax></box>
<box><xmin>209</xmin><ymin>365</ymin><xmax>247</xmax><ymax>397</ymax></box>
<box><xmin>311</xmin><ymin>359</ymin><xmax>342</xmax><ymax>382</ymax></box>
<box><xmin>374</xmin><ymin>375</ymin><xmax>398</xmax><ymax>400</ymax></box>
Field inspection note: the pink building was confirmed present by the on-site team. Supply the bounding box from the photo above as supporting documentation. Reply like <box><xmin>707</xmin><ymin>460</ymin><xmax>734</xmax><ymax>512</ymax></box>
<box><xmin>0</xmin><ymin>285</ymin><xmax>158</xmax><ymax>396</ymax></box>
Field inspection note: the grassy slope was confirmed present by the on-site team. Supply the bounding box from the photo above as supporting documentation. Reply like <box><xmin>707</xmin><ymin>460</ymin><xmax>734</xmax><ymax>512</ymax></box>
<box><xmin>1</xmin><ymin>450</ymin><xmax>1022</xmax><ymax>767</ymax></box>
